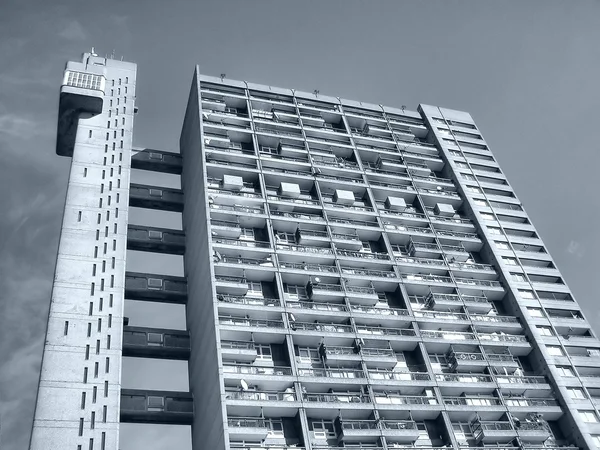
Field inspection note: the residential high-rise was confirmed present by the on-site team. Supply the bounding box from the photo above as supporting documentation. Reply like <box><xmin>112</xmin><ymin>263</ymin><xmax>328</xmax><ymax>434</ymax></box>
<box><xmin>30</xmin><ymin>52</ymin><xmax>600</xmax><ymax>450</ymax></box>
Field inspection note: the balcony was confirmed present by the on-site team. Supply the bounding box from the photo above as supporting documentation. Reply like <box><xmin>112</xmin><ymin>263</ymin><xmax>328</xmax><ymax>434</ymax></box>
<box><xmin>220</xmin><ymin>341</ymin><xmax>258</xmax><ymax>362</ymax></box>
<box><xmin>303</xmin><ymin>392</ymin><xmax>372</xmax><ymax>409</ymax></box>
<box><xmin>448</xmin><ymin>351</ymin><xmax>488</xmax><ymax>372</ymax></box>
<box><xmin>335</xmin><ymin>418</ymin><xmax>381</xmax><ymax>442</ymax></box>
<box><xmin>471</xmin><ymin>420</ymin><xmax>517</xmax><ymax>443</ymax></box>
<box><xmin>368</xmin><ymin>369</ymin><xmax>431</xmax><ymax>385</ymax></box>
<box><xmin>120</xmin><ymin>389</ymin><xmax>193</xmax><ymax>425</ymax></box>
<box><xmin>215</xmin><ymin>276</ymin><xmax>250</xmax><ymax>295</ymax></box>
<box><xmin>227</xmin><ymin>417</ymin><xmax>269</xmax><ymax>440</ymax></box>
<box><xmin>297</xmin><ymin>367</ymin><xmax>366</xmax><ymax>381</ymax></box>
<box><xmin>131</xmin><ymin>148</ymin><xmax>183</xmax><ymax>174</ymax></box>
<box><xmin>125</xmin><ymin>272</ymin><xmax>187</xmax><ymax>303</ymax></box>
<box><xmin>424</xmin><ymin>292</ymin><xmax>492</xmax><ymax>313</ymax></box>
<box><xmin>381</xmin><ymin>420</ymin><xmax>420</xmax><ymax>442</ymax></box>
<box><xmin>127</xmin><ymin>225</ymin><xmax>185</xmax><ymax>255</ymax></box>
<box><xmin>306</xmin><ymin>282</ymin><xmax>344</xmax><ymax>301</ymax></box>
<box><xmin>122</xmin><ymin>326</ymin><xmax>190</xmax><ymax>360</ymax></box>
<box><xmin>360</xmin><ymin>347</ymin><xmax>399</xmax><ymax>368</ymax></box>
<box><xmin>129</xmin><ymin>183</ymin><xmax>184</xmax><ymax>212</ymax></box>
<box><xmin>344</xmin><ymin>285</ymin><xmax>382</xmax><ymax>306</ymax></box>
<box><xmin>217</xmin><ymin>294</ymin><xmax>280</xmax><ymax>308</ymax></box>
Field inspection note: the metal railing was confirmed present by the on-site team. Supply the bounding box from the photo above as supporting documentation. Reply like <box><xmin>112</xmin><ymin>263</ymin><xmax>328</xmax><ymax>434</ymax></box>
<box><xmin>356</xmin><ymin>325</ymin><xmax>416</xmax><ymax>336</ymax></box>
<box><xmin>303</xmin><ymin>392</ymin><xmax>370</xmax><ymax>403</ymax></box>
<box><xmin>218</xmin><ymin>317</ymin><xmax>284</xmax><ymax>328</ymax></box>
<box><xmin>217</xmin><ymin>294</ymin><xmax>280</xmax><ymax>307</ymax></box>
<box><xmin>297</xmin><ymin>367</ymin><xmax>365</xmax><ymax>379</ymax></box>
<box><xmin>222</xmin><ymin>364</ymin><xmax>292</xmax><ymax>376</ymax></box>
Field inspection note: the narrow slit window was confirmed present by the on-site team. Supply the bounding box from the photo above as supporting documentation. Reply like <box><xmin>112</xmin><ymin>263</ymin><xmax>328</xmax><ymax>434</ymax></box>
<box><xmin>64</xmin><ymin>321</ymin><xmax>69</xmax><ymax>335</ymax></box>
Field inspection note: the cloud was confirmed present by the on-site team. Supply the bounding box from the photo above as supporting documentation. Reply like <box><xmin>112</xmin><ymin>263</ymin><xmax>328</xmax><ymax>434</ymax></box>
<box><xmin>567</xmin><ymin>240</ymin><xmax>585</xmax><ymax>258</ymax></box>
<box><xmin>0</xmin><ymin>114</ymin><xmax>38</xmax><ymax>139</ymax></box>
<box><xmin>58</xmin><ymin>20</ymin><xmax>87</xmax><ymax>41</ymax></box>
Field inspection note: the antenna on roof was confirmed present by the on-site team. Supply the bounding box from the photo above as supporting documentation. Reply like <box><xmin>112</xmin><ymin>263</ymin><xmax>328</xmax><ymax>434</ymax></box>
<box><xmin>313</xmin><ymin>89</ymin><xmax>320</xmax><ymax>97</ymax></box>
<box><xmin>401</xmin><ymin>105</ymin><xmax>406</xmax><ymax>113</ymax></box>
<box><xmin>91</xmin><ymin>47</ymin><xmax>98</xmax><ymax>57</ymax></box>
<box><xmin>220</xmin><ymin>73</ymin><xmax>226</xmax><ymax>81</ymax></box>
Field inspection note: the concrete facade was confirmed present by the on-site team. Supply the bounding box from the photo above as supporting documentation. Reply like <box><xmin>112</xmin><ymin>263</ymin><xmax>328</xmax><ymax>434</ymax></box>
<box><xmin>30</xmin><ymin>53</ymin><xmax>136</xmax><ymax>450</ymax></box>
<box><xmin>30</xmin><ymin>53</ymin><xmax>600</xmax><ymax>450</ymax></box>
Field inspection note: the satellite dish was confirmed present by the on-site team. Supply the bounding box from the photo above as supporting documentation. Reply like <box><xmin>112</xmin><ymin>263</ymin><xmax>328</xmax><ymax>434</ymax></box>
<box><xmin>436</xmin><ymin>186</ymin><xmax>442</xmax><ymax>191</ymax></box>
<box><xmin>288</xmin><ymin>313</ymin><xmax>296</xmax><ymax>322</ymax></box>
<box><xmin>202</xmin><ymin>112</ymin><xmax>209</xmax><ymax>119</ymax></box>
<box><xmin>204</xmin><ymin>138</ymin><xmax>212</xmax><ymax>146</ymax></box>
<box><xmin>313</xmin><ymin>277</ymin><xmax>321</xmax><ymax>285</ymax></box>
<box><xmin>240</xmin><ymin>379</ymin><xmax>249</xmax><ymax>391</ymax></box>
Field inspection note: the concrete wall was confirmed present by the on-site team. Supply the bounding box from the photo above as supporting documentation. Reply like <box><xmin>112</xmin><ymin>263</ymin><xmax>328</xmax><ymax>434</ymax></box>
<box><xmin>30</xmin><ymin>55</ymin><xmax>136</xmax><ymax>450</ymax></box>
<box><xmin>180</xmin><ymin>67</ymin><xmax>227</xmax><ymax>450</ymax></box>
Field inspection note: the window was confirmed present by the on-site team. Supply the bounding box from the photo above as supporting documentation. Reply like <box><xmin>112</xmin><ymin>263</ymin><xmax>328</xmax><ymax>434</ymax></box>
<box><xmin>474</xmin><ymin>199</ymin><xmax>488</xmax><ymax>207</ymax></box>
<box><xmin>266</xmin><ymin>419</ymin><xmax>284</xmax><ymax>436</ymax></box>
<box><xmin>81</xmin><ymin>392</ymin><xmax>86</xmax><ymax>409</ymax></box>
<box><xmin>579</xmin><ymin>410</ymin><xmax>599</xmax><ymax>423</ymax></box>
<box><xmin>591</xmin><ymin>435</ymin><xmax>600</xmax><ymax>448</ymax></box>
<box><xmin>78</xmin><ymin>418</ymin><xmax>84</xmax><ymax>436</ymax></box>
<box><xmin>556</xmin><ymin>366</ymin><xmax>574</xmax><ymax>377</ymax></box>
<box><xmin>311</xmin><ymin>420</ymin><xmax>336</xmax><ymax>439</ymax></box>
<box><xmin>519</xmin><ymin>289</ymin><xmax>535</xmax><ymax>299</ymax></box>
<box><xmin>298</xmin><ymin>347</ymin><xmax>319</xmax><ymax>363</ymax></box>
<box><xmin>546</xmin><ymin>345</ymin><xmax>564</xmax><ymax>356</ymax></box>
<box><xmin>240</xmin><ymin>228</ymin><xmax>255</xmax><ymax>240</ymax></box>
<box><xmin>503</xmin><ymin>257</ymin><xmax>518</xmax><ymax>265</ymax></box>
<box><xmin>487</xmin><ymin>226</ymin><xmax>502</xmax><ymax>235</ymax></box>
<box><xmin>255</xmin><ymin>344</ymin><xmax>272</xmax><ymax>360</ymax></box>
<box><xmin>495</xmin><ymin>241</ymin><xmax>510</xmax><ymax>250</ymax></box>
<box><xmin>527</xmin><ymin>308</ymin><xmax>544</xmax><ymax>318</ymax></box>
<box><xmin>568</xmin><ymin>388</ymin><xmax>586</xmax><ymax>400</ymax></box>
<box><xmin>247</xmin><ymin>281</ymin><xmax>262</xmax><ymax>296</ymax></box>
<box><xmin>284</xmin><ymin>284</ymin><xmax>307</xmax><ymax>300</ymax></box>
<box><xmin>92</xmin><ymin>386</ymin><xmax>97</xmax><ymax>403</ymax></box>
<box><xmin>64</xmin><ymin>321</ymin><xmax>69</xmax><ymax>335</ymax></box>
<box><xmin>537</xmin><ymin>326</ymin><xmax>553</xmax><ymax>336</ymax></box>
<box><xmin>512</xmin><ymin>273</ymin><xmax>527</xmax><ymax>282</ymax></box>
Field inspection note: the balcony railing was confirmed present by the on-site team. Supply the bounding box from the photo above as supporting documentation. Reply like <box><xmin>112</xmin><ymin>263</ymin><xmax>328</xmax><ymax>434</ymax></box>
<box><xmin>286</xmin><ymin>300</ymin><xmax>348</xmax><ymax>312</ymax></box>
<box><xmin>337</xmin><ymin>250</ymin><xmax>390</xmax><ymax>260</ymax></box>
<box><xmin>444</xmin><ymin>396</ymin><xmax>501</xmax><ymax>406</ymax></box>
<box><xmin>436</xmin><ymin>373</ymin><xmax>493</xmax><ymax>383</ymax></box>
<box><xmin>356</xmin><ymin>325</ymin><xmax>416</xmax><ymax>337</ymax></box>
<box><xmin>478</xmin><ymin>333</ymin><xmax>528</xmax><ymax>343</ymax></box>
<box><xmin>213</xmin><ymin>238</ymin><xmax>271</xmax><ymax>248</ymax></box>
<box><xmin>223</xmin><ymin>364</ymin><xmax>293</xmax><ymax>376</ymax></box>
<box><xmin>368</xmin><ymin>369</ymin><xmax>431</xmax><ymax>381</ymax></box>
<box><xmin>374</xmin><ymin>393</ymin><xmax>438</xmax><ymax>405</ymax></box>
<box><xmin>270</xmin><ymin>210</ymin><xmax>324</xmax><ymax>221</ymax></box>
<box><xmin>218</xmin><ymin>316</ymin><xmax>284</xmax><ymax>328</ymax></box>
<box><xmin>279</xmin><ymin>261</ymin><xmax>338</xmax><ymax>273</ymax></box>
<box><xmin>495</xmin><ymin>375</ymin><xmax>547</xmax><ymax>385</ymax></box>
<box><xmin>226</xmin><ymin>390</ymin><xmax>296</xmax><ymax>401</ymax></box>
<box><xmin>422</xmin><ymin>330</ymin><xmax>477</xmax><ymax>341</ymax></box>
<box><xmin>217</xmin><ymin>294</ymin><xmax>280</xmax><ymax>307</ymax></box>
<box><xmin>395</xmin><ymin>256</ymin><xmax>446</xmax><ymax>267</ymax></box>
<box><xmin>210</xmin><ymin>204</ymin><xmax>265</xmax><ymax>214</ymax></box>
<box><xmin>350</xmin><ymin>305</ymin><xmax>409</xmax><ymax>317</ymax></box>
<box><xmin>277</xmin><ymin>243</ymin><xmax>333</xmax><ymax>254</ymax></box>
<box><xmin>454</xmin><ymin>278</ymin><xmax>502</xmax><ymax>288</ymax></box>
<box><xmin>293</xmin><ymin>322</ymin><xmax>353</xmax><ymax>333</ymax></box>
<box><xmin>303</xmin><ymin>392</ymin><xmax>371</xmax><ymax>403</ymax></box>
<box><xmin>227</xmin><ymin>417</ymin><xmax>266</xmax><ymax>428</ymax></box>
<box><xmin>297</xmin><ymin>367</ymin><xmax>365</xmax><ymax>379</ymax></box>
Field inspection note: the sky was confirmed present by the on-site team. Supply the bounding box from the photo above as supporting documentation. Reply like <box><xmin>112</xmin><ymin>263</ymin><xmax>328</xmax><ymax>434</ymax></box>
<box><xmin>0</xmin><ymin>0</ymin><xmax>599</xmax><ymax>449</ymax></box>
